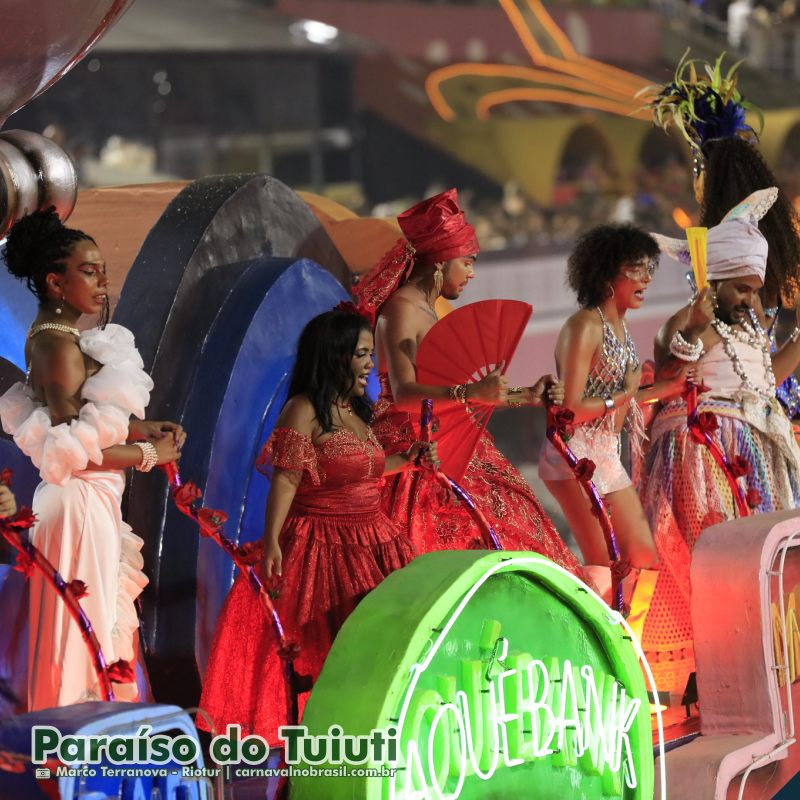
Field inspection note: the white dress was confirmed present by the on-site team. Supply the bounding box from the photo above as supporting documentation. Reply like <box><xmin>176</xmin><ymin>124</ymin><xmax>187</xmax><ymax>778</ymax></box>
<box><xmin>0</xmin><ymin>324</ymin><xmax>152</xmax><ymax>710</ymax></box>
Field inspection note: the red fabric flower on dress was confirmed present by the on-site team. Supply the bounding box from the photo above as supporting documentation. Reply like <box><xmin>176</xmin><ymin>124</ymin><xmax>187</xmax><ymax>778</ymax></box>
<box><xmin>729</xmin><ymin>456</ymin><xmax>751</xmax><ymax>478</ymax></box>
<box><xmin>573</xmin><ymin>458</ymin><xmax>596</xmax><ymax>482</ymax></box>
<box><xmin>107</xmin><ymin>659</ymin><xmax>136</xmax><ymax>683</ymax></box>
<box><xmin>173</xmin><ymin>481</ymin><xmax>202</xmax><ymax>508</ymax></box>
<box><xmin>67</xmin><ymin>580</ymin><xmax>89</xmax><ymax>600</ymax></box>
<box><xmin>746</xmin><ymin>489</ymin><xmax>762</xmax><ymax>509</ymax></box>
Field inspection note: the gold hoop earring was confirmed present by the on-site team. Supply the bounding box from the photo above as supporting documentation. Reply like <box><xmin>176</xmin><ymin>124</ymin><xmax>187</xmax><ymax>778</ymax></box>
<box><xmin>434</xmin><ymin>266</ymin><xmax>444</xmax><ymax>296</ymax></box>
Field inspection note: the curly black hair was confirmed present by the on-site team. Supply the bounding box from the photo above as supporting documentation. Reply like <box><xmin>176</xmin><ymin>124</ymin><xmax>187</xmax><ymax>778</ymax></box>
<box><xmin>4</xmin><ymin>207</ymin><xmax>96</xmax><ymax>306</ymax></box>
<box><xmin>286</xmin><ymin>309</ymin><xmax>373</xmax><ymax>432</ymax></box>
<box><xmin>699</xmin><ymin>138</ymin><xmax>800</xmax><ymax>306</ymax></box>
<box><xmin>566</xmin><ymin>224</ymin><xmax>660</xmax><ymax>308</ymax></box>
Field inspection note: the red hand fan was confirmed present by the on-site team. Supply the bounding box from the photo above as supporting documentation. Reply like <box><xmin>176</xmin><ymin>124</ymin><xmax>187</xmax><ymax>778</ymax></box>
<box><xmin>416</xmin><ymin>299</ymin><xmax>532</xmax><ymax>482</ymax></box>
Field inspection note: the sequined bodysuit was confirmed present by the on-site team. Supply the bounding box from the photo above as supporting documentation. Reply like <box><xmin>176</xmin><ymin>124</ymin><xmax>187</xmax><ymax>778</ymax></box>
<box><xmin>539</xmin><ymin>307</ymin><xmax>640</xmax><ymax>495</ymax></box>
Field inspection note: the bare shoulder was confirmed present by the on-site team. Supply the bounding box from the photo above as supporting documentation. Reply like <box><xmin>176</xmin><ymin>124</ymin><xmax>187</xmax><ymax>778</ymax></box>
<box><xmin>558</xmin><ymin>308</ymin><xmax>603</xmax><ymax>347</ymax></box>
<box><xmin>276</xmin><ymin>394</ymin><xmax>318</xmax><ymax>436</ymax></box>
<box><xmin>564</xmin><ymin>308</ymin><xmax>603</xmax><ymax>333</ymax></box>
<box><xmin>30</xmin><ymin>333</ymin><xmax>85</xmax><ymax>380</ymax></box>
<box><xmin>381</xmin><ymin>288</ymin><xmax>419</xmax><ymax>319</ymax></box>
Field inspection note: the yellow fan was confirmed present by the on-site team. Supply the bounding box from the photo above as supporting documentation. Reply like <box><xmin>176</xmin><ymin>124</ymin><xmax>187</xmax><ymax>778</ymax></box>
<box><xmin>686</xmin><ymin>227</ymin><xmax>708</xmax><ymax>291</ymax></box>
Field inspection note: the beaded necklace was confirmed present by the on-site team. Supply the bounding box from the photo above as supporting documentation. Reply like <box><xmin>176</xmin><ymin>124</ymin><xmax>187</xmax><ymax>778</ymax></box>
<box><xmin>710</xmin><ymin>316</ymin><xmax>775</xmax><ymax>400</ymax></box>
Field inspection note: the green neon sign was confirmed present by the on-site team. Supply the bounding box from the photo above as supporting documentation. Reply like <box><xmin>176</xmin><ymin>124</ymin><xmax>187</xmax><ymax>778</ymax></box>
<box><xmin>295</xmin><ymin>551</ymin><xmax>661</xmax><ymax>799</ymax></box>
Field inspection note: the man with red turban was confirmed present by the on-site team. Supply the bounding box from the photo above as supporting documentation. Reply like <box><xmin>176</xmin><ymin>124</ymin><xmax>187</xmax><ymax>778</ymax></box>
<box><xmin>353</xmin><ymin>189</ymin><xmax>585</xmax><ymax>574</ymax></box>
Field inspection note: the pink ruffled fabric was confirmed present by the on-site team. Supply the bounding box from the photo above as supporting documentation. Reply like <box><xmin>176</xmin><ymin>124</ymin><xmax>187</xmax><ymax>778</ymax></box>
<box><xmin>0</xmin><ymin>324</ymin><xmax>153</xmax><ymax>486</ymax></box>
<box><xmin>0</xmin><ymin>324</ymin><xmax>152</xmax><ymax>708</ymax></box>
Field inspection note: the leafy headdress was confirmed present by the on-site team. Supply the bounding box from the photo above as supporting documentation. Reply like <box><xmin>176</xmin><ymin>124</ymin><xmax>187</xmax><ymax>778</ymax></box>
<box><xmin>639</xmin><ymin>50</ymin><xmax>763</xmax><ymax>155</ymax></box>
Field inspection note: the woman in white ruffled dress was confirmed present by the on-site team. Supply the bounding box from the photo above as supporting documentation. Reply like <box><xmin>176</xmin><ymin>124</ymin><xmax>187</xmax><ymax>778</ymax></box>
<box><xmin>0</xmin><ymin>209</ymin><xmax>184</xmax><ymax>710</ymax></box>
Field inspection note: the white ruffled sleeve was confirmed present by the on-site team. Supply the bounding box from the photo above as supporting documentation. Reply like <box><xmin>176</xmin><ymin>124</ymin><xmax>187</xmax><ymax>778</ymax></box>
<box><xmin>0</xmin><ymin>324</ymin><xmax>153</xmax><ymax>486</ymax></box>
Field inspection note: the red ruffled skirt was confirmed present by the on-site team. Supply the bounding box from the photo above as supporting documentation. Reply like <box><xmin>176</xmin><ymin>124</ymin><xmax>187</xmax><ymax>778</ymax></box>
<box><xmin>198</xmin><ymin>507</ymin><xmax>413</xmax><ymax>744</ymax></box>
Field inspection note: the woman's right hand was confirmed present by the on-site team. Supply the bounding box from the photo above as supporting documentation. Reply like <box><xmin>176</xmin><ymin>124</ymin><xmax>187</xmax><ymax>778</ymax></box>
<box><xmin>259</xmin><ymin>538</ymin><xmax>283</xmax><ymax>580</ymax></box>
<box><xmin>153</xmin><ymin>435</ymin><xmax>183</xmax><ymax>465</ymax></box>
<box><xmin>467</xmin><ymin>363</ymin><xmax>508</xmax><ymax>405</ymax></box>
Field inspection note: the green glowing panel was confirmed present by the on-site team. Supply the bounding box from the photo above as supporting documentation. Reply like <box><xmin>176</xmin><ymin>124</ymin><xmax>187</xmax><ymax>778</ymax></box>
<box><xmin>294</xmin><ymin>551</ymin><xmax>653</xmax><ymax>800</ymax></box>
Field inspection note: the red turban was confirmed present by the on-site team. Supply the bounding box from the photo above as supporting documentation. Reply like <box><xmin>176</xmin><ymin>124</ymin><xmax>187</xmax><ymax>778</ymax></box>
<box><xmin>352</xmin><ymin>189</ymin><xmax>478</xmax><ymax>326</ymax></box>
<box><xmin>398</xmin><ymin>188</ymin><xmax>479</xmax><ymax>263</ymax></box>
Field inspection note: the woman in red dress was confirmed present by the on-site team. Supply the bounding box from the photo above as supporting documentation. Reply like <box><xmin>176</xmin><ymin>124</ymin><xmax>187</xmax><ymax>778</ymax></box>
<box><xmin>199</xmin><ymin>308</ymin><xmax>432</xmax><ymax>743</ymax></box>
<box><xmin>354</xmin><ymin>190</ymin><xmax>586</xmax><ymax>578</ymax></box>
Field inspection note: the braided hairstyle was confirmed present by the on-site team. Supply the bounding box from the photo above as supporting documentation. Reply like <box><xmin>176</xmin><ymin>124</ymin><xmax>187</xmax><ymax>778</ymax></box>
<box><xmin>699</xmin><ymin>138</ymin><xmax>800</xmax><ymax>306</ymax></box>
<box><xmin>3</xmin><ymin>207</ymin><xmax>97</xmax><ymax>306</ymax></box>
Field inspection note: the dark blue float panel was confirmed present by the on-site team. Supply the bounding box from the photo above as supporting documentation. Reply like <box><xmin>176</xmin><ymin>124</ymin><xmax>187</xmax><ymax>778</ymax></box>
<box><xmin>110</xmin><ymin>175</ymin><xmax>350</xmax><ymax>708</ymax></box>
<box><xmin>186</xmin><ymin>258</ymin><xmax>347</xmax><ymax>672</ymax></box>
<box><xmin>0</xmin><ymin>243</ymin><xmax>37</xmax><ymax>371</ymax></box>
<box><xmin>0</xmin><ymin>358</ymin><xmax>41</xmax><ymax>510</ymax></box>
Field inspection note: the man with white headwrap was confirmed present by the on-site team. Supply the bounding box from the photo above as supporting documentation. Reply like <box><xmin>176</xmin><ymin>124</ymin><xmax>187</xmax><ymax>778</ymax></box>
<box><xmin>639</xmin><ymin>188</ymin><xmax>800</xmax><ymax>692</ymax></box>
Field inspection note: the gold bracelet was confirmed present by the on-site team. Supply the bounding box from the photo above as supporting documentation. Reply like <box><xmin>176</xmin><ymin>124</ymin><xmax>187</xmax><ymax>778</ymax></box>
<box><xmin>507</xmin><ymin>387</ymin><xmax>524</xmax><ymax>408</ymax></box>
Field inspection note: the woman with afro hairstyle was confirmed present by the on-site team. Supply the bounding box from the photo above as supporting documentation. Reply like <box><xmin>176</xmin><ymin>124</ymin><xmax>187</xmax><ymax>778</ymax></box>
<box><xmin>0</xmin><ymin>208</ymin><xmax>184</xmax><ymax>710</ymax></box>
<box><xmin>539</xmin><ymin>225</ymin><xmax>692</xmax><ymax>601</ymax></box>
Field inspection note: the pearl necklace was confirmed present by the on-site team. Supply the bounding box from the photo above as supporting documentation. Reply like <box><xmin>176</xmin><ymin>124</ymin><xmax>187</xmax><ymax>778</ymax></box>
<box><xmin>710</xmin><ymin>317</ymin><xmax>776</xmax><ymax>399</ymax></box>
<box><xmin>28</xmin><ymin>323</ymin><xmax>81</xmax><ymax>339</ymax></box>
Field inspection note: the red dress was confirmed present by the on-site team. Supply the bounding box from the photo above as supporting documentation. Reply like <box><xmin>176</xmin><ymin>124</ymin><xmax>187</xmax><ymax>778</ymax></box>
<box><xmin>372</xmin><ymin>373</ymin><xmax>585</xmax><ymax>576</ymax></box>
<box><xmin>198</xmin><ymin>426</ymin><xmax>414</xmax><ymax>743</ymax></box>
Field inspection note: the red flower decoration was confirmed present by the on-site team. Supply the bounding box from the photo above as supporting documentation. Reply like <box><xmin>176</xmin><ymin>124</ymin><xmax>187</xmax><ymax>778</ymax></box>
<box><xmin>553</xmin><ymin>407</ymin><xmax>575</xmax><ymax>430</ymax></box>
<box><xmin>729</xmin><ymin>456</ymin><xmax>751</xmax><ymax>479</ymax></box>
<box><xmin>697</xmin><ymin>412</ymin><xmax>719</xmax><ymax>433</ymax></box>
<box><xmin>197</xmin><ymin>507</ymin><xmax>228</xmax><ymax>533</ymax></box>
<box><xmin>13</xmin><ymin>551</ymin><xmax>35</xmax><ymax>579</ymax></box>
<box><xmin>690</xmin><ymin>411</ymin><xmax>719</xmax><ymax>444</ymax></box>
<box><xmin>746</xmin><ymin>489</ymin><xmax>762</xmax><ymax>509</ymax></box>
<box><xmin>0</xmin><ymin>468</ymin><xmax>12</xmax><ymax>487</ymax></box>
<box><xmin>573</xmin><ymin>458</ymin><xmax>596</xmax><ymax>482</ymax></box>
<box><xmin>67</xmin><ymin>580</ymin><xmax>89</xmax><ymax>600</ymax></box>
<box><xmin>611</xmin><ymin>558</ymin><xmax>632</xmax><ymax>582</ymax></box>
<box><xmin>6</xmin><ymin>507</ymin><xmax>36</xmax><ymax>531</ymax></box>
<box><xmin>107</xmin><ymin>659</ymin><xmax>136</xmax><ymax>683</ymax></box>
<box><xmin>173</xmin><ymin>481</ymin><xmax>202</xmax><ymax>508</ymax></box>
<box><xmin>236</xmin><ymin>540</ymin><xmax>263</xmax><ymax>565</ymax></box>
